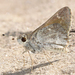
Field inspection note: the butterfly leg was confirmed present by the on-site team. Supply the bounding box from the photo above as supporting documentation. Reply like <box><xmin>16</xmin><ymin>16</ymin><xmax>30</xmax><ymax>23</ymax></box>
<box><xmin>43</xmin><ymin>50</ymin><xmax>52</xmax><ymax>64</ymax></box>
<box><xmin>28</xmin><ymin>51</ymin><xmax>34</xmax><ymax>72</ymax></box>
<box><xmin>28</xmin><ymin>51</ymin><xmax>41</xmax><ymax>74</ymax></box>
<box><xmin>64</xmin><ymin>41</ymin><xmax>70</xmax><ymax>53</ymax></box>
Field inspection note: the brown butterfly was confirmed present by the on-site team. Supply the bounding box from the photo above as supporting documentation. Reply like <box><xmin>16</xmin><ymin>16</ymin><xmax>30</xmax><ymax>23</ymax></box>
<box><xmin>17</xmin><ymin>7</ymin><xmax>71</xmax><ymax>53</ymax></box>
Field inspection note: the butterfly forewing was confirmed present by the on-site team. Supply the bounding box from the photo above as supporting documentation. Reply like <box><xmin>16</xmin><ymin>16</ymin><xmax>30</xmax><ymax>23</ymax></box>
<box><xmin>29</xmin><ymin>7</ymin><xmax>71</xmax><ymax>52</ymax></box>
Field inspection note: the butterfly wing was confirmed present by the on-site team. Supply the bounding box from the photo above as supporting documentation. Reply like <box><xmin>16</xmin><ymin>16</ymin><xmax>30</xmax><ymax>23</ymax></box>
<box><xmin>29</xmin><ymin>7</ymin><xmax>71</xmax><ymax>52</ymax></box>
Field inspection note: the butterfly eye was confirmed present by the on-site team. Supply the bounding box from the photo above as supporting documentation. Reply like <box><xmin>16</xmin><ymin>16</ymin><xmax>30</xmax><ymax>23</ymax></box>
<box><xmin>21</xmin><ymin>37</ymin><xmax>26</xmax><ymax>42</ymax></box>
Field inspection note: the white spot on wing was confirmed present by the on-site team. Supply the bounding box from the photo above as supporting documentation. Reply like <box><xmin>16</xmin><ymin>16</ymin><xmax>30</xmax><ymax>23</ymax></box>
<box><xmin>57</xmin><ymin>13</ymin><xmax>61</xmax><ymax>19</ymax></box>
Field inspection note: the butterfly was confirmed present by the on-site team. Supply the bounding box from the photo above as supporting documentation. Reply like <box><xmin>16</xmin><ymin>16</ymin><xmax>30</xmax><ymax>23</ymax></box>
<box><xmin>17</xmin><ymin>7</ymin><xmax>71</xmax><ymax>53</ymax></box>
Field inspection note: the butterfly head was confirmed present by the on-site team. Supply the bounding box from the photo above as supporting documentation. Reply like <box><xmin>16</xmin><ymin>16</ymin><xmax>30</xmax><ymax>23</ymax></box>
<box><xmin>17</xmin><ymin>34</ymin><xmax>35</xmax><ymax>53</ymax></box>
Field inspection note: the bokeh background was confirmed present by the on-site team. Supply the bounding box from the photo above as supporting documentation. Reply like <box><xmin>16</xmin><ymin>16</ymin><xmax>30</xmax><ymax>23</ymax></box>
<box><xmin>0</xmin><ymin>0</ymin><xmax>75</xmax><ymax>75</ymax></box>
